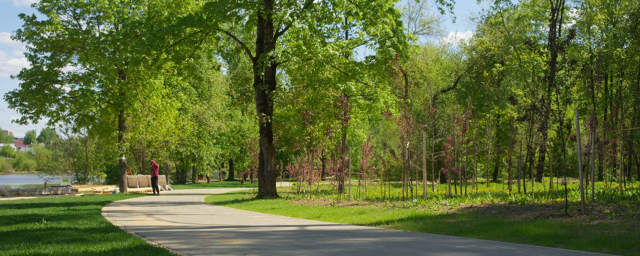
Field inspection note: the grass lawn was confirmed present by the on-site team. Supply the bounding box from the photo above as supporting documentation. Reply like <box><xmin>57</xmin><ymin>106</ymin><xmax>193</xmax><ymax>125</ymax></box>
<box><xmin>205</xmin><ymin>182</ymin><xmax>640</xmax><ymax>256</ymax></box>
<box><xmin>0</xmin><ymin>194</ymin><xmax>175</xmax><ymax>256</ymax></box>
<box><xmin>171</xmin><ymin>179</ymin><xmax>257</xmax><ymax>190</ymax></box>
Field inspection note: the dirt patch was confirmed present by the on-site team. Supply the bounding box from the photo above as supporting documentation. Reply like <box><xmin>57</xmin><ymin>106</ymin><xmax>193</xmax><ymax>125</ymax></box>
<box><xmin>457</xmin><ymin>202</ymin><xmax>640</xmax><ymax>225</ymax></box>
<box><xmin>290</xmin><ymin>198</ymin><xmax>387</xmax><ymax>208</ymax></box>
<box><xmin>288</xmin><ymin>196</ymin><xmax>640</xmax><ymax>226</ymax></box>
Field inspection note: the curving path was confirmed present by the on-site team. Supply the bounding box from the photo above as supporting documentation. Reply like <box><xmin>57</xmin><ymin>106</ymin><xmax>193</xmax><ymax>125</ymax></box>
<box><xmin>102</xmin><ymin>188</ymin><xmax>614</xmax><ymax>256</ymax></box>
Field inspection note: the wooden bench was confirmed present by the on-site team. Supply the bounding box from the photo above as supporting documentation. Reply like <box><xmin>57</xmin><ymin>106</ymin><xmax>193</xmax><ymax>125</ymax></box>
<box><xmin>126</xmin><ymin>175</ymin><xmax>171</xmax><ymax>192</ymax></box>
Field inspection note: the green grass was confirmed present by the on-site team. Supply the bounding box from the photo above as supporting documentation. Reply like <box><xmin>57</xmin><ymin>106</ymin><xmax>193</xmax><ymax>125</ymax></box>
<box><xmin>205</xmin><ymin>181</ymin><xmax>640</xmax><ymax>256</ymax></box>
<box><xmin>171</xmin><ymin>179</ymin><xmax>257</xmax><ymax>190</ymax></box>
<box><xmin>0</xmin><ymin>194</ymin><xmax>175</xmax><ymax>256</ymax></box>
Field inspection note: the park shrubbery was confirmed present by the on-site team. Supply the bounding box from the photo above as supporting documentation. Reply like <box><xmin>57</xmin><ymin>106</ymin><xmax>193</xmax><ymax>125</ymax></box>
<box><xmin>0</xmin><ymin>145</ymin><xmax>16</xmax><ymax>158</ymax></box>
<box><xmin>0</xmin><ymin>152</ymin><xmax>37</xmax><ymax>173</ymax></box>
<box><xmin>11</xmin><ymin>152</ymin><xmax>37</xmax><ymax>172</ymax></box>
<box><xmin>0</xmin><ymin>158</ymin><xmax>13</xmax><ymax>173</ymax></box>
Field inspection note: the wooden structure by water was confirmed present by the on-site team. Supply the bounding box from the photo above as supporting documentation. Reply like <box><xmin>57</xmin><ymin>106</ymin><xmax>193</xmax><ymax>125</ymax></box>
<box><xmin>0</xmin><ymin>186</ymin><xmax>78</xmax><ymax>197</ymax></box>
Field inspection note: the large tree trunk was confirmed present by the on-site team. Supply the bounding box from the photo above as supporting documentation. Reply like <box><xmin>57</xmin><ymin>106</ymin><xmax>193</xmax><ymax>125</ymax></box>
<box><xmin>526</xmin><ymin>142</ymin><xmax>536</xmax><ymax>185</ymax></box>
<box><xmin>548</xmin><ymin>0</ymin><xmax>568</xmax><ymax>214</ymax></box>
<box><xmin>254</xmin><ymin>0</ymin><xmax>278</xmax><ymax>198</ymax></box>
<box><xmin>338</xmin><ymin>15</ymin><xmax>351</xmax><ymax>196</ymax></box>
<box><xmin>598</xmin><ymin>138</ymin><xmax>604</xmax><ymax>181</ymax></box>
<box><xmin>536</xmin><ymin>0</ymin><xmax>557</xmax><ymax>185</ymax></box>
<box><xmin>226</xmin><ymin>159</ymin><xmax>235</xmax><ymax>181</ymax></box>
<box><xmin>117</xmin><ymin>109</ymin><xmax>128</xmax><ymax>193</ymax></box>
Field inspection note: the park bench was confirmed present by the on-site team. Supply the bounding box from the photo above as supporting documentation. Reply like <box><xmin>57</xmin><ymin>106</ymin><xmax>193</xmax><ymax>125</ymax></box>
<box><xmin>126</xmin><ymin>175</ymin><xmax>172</xmax><ymax>193</ymax></box>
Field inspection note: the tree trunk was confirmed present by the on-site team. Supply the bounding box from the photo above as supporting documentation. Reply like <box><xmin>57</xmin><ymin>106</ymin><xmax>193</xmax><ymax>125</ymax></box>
<box><xmin>83</xmin><ymin>136</ymin><xmax>90</xmax><ymax>185</ymax></box>
<box><xmin>164</xmin><ymin>162</ymin><xmax>171</xmax><ymax>185</ymax></box>
<box><xmin>635</xmin><ymin>150</ymin><xmax>640</xmax><ymax>183</ymax></box>
<box><xmin>535</xmin><ymin>139</ymin><xmax>546</xmax><ymax>182</ymax></box>
<box><xmin>422</xmin><ymin>131</ymin><xmax>427</xmax><ymax>199</ymax></box>
<box><xmin>321</xmin><ymin>150</ymin><xmax>327</xmax><ymax>180</ymax></box>
<box><xmin>348</xmin><ymin>149</ymin><xmax>352</xmax><ymax>200</ymax></box>
<box><xmin>227</xmin><ymin>159</ymin><xmax>235</xmax><ymax>181</ymax></box>
<box><xmin>339</xmin><ymin>100</ymin><xmax>348</xmax><ymax>194</ymax></box>
<box><xmin>507</xmin><ymin>139</ymin><xmax>513</xmax><ymax>192</ymax></box>
<box><xmin>598</xmin><ymin>138</ymin><xmax>604</xmax><ymax>181</ymax></box>
<box><xmin>575</xmin><ymin>109</ymin><xmax>586</xmax><ymax>213</ymax></box>
<box><xmin>591</xmin><ymin>130</ymin><xmax>596</xmax><ymax>202</ymax></box>
<box><xmin>117</xmin><ymin>109</ymin><xmax>128</xmax><ymax>194</ymax></box>
<box><xmin>492</xmin><ymin>154</ymin><xmax>500</xmax><ymax>182</ymax></box>
<box><xmin>191</xmin><ymin>165</ymin><xmax>197</xmax><ymax>184</ymax></box>
<box><xmin>254</xmin><ymin>0</ymin><xmax>278</xmax><ymax>198</ymax></box>
<box><xmin>547</xmin><ymin>0</ymin><xmax>568</xmax><ymax>214</ymax></box>
<box><xmin>599</xmin><ymin>74</ymin><xmax>608</xmax><ymax>181</ymax></box>
<box><xmin>526</xmin><ymin>143</ymin><xmax>536</xmax><ymax>193</ymax></box>
<box><xmin>518</xmin><ymin>140</ymin><xmax>522</xmax><ymax>193</ymax></box>
<box><xmin>549</xmin><ymin>147</ymin><xmax>554</xmax><ymax>191</ymax></box>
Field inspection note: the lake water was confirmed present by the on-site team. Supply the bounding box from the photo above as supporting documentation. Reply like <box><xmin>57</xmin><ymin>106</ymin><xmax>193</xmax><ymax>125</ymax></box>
<box><xmin>0</xmin><ymin>174</ymin><xmax>61</xmax><ymax>188</ymax></box>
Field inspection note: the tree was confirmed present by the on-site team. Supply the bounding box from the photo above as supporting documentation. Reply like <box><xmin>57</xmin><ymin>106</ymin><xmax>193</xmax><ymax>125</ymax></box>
<box><xmin>6</xmin><ymin>0</ymin><xmax>194</xmax><ymax>193</ymax></box>
<box><xmin>12</xmin><ymin>152</ymin><xmax>37</xmax><ymax>172</ymax></box>
<box><xmin>181</xmin><ymin>0</ymin><xmax>414</xmax><ymax>198</ymax></box>
<box><xmin>37</xmin><ymin>127</ymin><xmax>59</xmax><ymax>145</ymax></box>
<box><xmin>0</xmin><ymin>128</ymin><xmax>16</xmax><ymax>143</ymax></box>
<box><xmin>0</xmin><ymin>145</ymin><xmax>16</xmax><ymax>158</ymax></box>
<box><xmin>23</xmin><ymin>130</ymin><xmax>37</xmax><ymax>145</ymax></box>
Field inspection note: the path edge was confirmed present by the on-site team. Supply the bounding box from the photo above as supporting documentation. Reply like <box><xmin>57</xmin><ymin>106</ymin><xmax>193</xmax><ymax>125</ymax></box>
<box><xmin>102</xmin><ymin>199</ymin><xmax>188</xmax><ymax>256</ymax></box>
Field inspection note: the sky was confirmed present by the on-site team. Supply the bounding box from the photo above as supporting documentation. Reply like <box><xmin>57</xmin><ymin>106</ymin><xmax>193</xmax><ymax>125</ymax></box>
<box><xmin>0</xmin><ymin>0</ymin><xmax>486</xmax><ymax>138</ymax></box>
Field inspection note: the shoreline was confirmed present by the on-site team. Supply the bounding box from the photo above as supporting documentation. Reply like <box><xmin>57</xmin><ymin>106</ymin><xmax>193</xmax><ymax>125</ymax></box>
<box><xmin>0</xmin><ymin>171</ymin><xmax>45</xmax><ymax>175</ymax></box>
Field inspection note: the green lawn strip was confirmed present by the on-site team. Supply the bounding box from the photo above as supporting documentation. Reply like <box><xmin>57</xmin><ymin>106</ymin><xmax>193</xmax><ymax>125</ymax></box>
<box><xmin>205</xmin><ymin>190</ymin><xmax>639</xmax><ymax>256</ymax></box>
<box><xmin>171</xmin><ymin>180</ymin><xmax>257</xmax><ymax>189</ymax></box>
<box><xmin>0</xmin><ymin>195</ymin><xmax>175</xmax><ymax>256</ymax></box>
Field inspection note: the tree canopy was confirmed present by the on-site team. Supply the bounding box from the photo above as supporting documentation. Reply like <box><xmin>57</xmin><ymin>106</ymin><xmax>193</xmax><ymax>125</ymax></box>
<box><xmin>3</xmin><ymin>0</ymin><xmax>640</xmax><ymax>204</ymax></box>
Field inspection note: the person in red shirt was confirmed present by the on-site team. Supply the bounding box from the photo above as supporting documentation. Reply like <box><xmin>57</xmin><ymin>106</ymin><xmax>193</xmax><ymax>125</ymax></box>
<box><xmin>150</xmin><ymin>160</ymin><xmax>160</xmax><ymax>195</ymax></box>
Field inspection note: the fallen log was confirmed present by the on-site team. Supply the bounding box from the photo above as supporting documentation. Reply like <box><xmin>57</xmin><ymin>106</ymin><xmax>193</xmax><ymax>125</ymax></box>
<box><xmin>4</xmin><ymin>187</ymin><xmax>78</xmax><ymax>197</ymax></box>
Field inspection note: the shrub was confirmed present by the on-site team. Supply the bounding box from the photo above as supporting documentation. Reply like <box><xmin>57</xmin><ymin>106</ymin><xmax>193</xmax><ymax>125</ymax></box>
<box><xmin>0</xmin><ymin>145</ymin><xmax>16</xmax><ymax>158</ymax></box>
<box><xmin>12</xmin><ymin>153</ymin><xmax>37</xmax><ymax>172</ymax></box>
<box><xmin>0</xmin><ymin>158</ymin><xmax>13</xmax><ymax>173</ymax></box>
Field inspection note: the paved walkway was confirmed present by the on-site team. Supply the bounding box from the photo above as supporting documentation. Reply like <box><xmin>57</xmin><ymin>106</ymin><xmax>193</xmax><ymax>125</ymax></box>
<box><xmin>102</xmin><ymin>188</ymin><xmax>614</xmax><ymax>256</ymax></box>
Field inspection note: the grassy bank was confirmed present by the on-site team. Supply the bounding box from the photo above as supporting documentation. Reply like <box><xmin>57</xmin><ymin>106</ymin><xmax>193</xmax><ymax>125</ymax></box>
<box><xmin>206</xmin><ymin>181</ymin><xmax>640</xmax><ymax>256</ymax></box>
<box><xmin>171</xmin><ymin>179</ymin><xmax>257</xmax><ymax>190</ymax></box>
<box><xmin>0</xmin><ymin>195</ymin><xmax>175</xmax><ymax>256</ymax></box>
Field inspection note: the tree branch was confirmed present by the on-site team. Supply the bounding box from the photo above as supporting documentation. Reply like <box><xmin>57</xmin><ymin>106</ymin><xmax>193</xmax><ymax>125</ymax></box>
<box><xmin>329</xmin><ymin>64</ymin><xmax>373</xmax><ymax>88</ymax></box>
<box><xmin>432</xmin><ymin>64</ymin><xmax>472</xmax><ymax>104</ymax></box>
<box><xmin>167</xmin><ymin>29</ymin><xmax>206</xmax><ymax>49</ymax></box>
<box><xmin>217</xmin><ymin>29</ymin><xmax>255</xmax><ymax>62</ymax></box>
<box><xmin>274</xmin><ymin>0</ymin><xmax>315</xmax><ymax>41</ymax></box>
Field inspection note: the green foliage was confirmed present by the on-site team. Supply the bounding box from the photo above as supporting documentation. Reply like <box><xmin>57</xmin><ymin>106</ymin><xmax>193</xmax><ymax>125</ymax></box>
<box><xmin>32</xmin><ymin>145</ymin><xmax>62</xmax><ymax>174</ymax></box>
<box><xmin>0</xmin><ymin>158</ymin><xmax>13</xmax><ymax>173</ymax></box>
<box><xmin>12</xmin><ymin>152</ymin><xmax>37</xmax><ymax>172</ymax></box>
<box><xmin>3</xmin><ymin>0</ymin><xmax>639</xmax><ymax>195</ymax></box>
<box><xmin>23</xmin><ymin>130</ymin><xmax>36</xmax><ymax>145</ymax></box>
<box><xmin>4</xmin><ymin>0</ymin><xmax>205</xmax><ymax>188</ymax></box>
<box><xmin>0</xmin><ymin>145</ymin><xmax>16</xmax><ymax>158</ymax></box>
<box><xmin>0</xmin><ymin>129</ymin><xmax>16</xmax><ymax>143</ymax></box>
<box><xmin>37</xmin><ymin>127</ymin><xmax>59</xmax><ymax>145</ymax></box>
